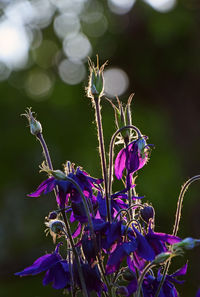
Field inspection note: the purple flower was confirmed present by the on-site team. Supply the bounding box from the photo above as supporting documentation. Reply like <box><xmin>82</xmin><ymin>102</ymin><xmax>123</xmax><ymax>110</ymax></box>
<box><xmin>28</xmin><ymin>167</ymin><xmax>102</xmax><ymax>210</ymax></box>
<box><xmin>96</xmin><ymin>191</ymin><xmax>128</xmax><ymax>221</ymax></box>
<box><xmin>145</xmin><ymin>226</ymin><xmax>181</xmax><ymax>255</ymax></box>
<box><xmin>115</xmin><ymin>137</ymin><xmax>150</xmax><ymax>188</ymax></box>
<box><xmin>86</xmin><ymin>218</ymin><xmax>123</xmax><ymax>251</ymax></box>
<box><xmin>15</xmin><ymin>243</ymin><xmax>71</xmax><ymax>290</ymax></box>
<box><xmin>142</xmin><ymin>263</ymin><xmax>188</xmax><ymax>297</ymax></box>
<box><xmin>106</xmin><ymin>240</ymin><xmax>137</xmax><ymax>274</ymax></box>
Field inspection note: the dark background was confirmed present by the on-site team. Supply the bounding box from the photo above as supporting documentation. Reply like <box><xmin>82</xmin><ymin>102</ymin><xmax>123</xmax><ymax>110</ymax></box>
<box><xmin>0</xmin><ymin>0</ymin><xmax>200</xmax><ymax>296</ymax></box>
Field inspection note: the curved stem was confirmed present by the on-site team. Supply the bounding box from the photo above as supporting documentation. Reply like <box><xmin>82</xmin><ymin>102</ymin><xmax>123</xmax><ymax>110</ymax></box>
<box><xmin>135</xmin><ymin>262</ymin><xmax>156</xmax><ymax>297</ymax></box>
<box><xmin>114</xmin><ymin>209</ymin><xmax>130</xmax><ymax>222</ymax></box>
<box><xmin>108</xmin><ymin>125</ymin><xmax>142</xmax><ymax>198</ymax></box>
<box><xmin>94</xmin><ymin>96</ymin><xmax>110</xmax><ymax>222</ymax></box>
<box><xmin>154</xmin><ymin>175</ymin><xmax>200</xmax><ymax>297</ymax></box>
<box><xmin>173</xmin><ymin>175</ymin><xmax>200</xmax><ymax>236</ymax></box>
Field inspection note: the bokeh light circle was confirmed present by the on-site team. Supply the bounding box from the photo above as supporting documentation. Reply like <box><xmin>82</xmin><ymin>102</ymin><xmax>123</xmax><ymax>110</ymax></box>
<box><xmin>63</xmin><ymin>33</ymin><xmax>92</xmax><ymax>61</ymax></box>
<box><xmin>53</xmin><ymin>13</ymin><xmax>80</xmax><ymax>39</ymax></box>
<box><xmin>58</xmin><ymin>59</ymin><xmax>86</xmax><ymax>85</ymax></box>
<box><xmin>143</xmin><ymin>0</ymin><xmax>176</xmax><ymax>12</ymax></box>
<box><xmin>108</xmin><ymin>0</ymin><xmax>136</xmax><ymax>15</ymax></box>
<box><xmin>104</xmin><ymin>68</ymin><xmax>129</xmax><ymax>97</ymax></box>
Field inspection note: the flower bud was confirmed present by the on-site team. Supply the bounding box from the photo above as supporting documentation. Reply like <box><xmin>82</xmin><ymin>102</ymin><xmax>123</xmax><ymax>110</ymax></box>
<box><xmin>173</xmin><ymin>237</ymin><xmax>200</xmax><ymax>251</ymax></box>
<box><xmin>116</xmin><ymin>286</ymin><xmax>129</xmax><ymax>296</ymax></box>
<box><xmin>87</xmin><ymin>57</ymin><xmax>107</xmax><ymax>99</ymax></box>
<box><xmin>46</xmin><ymin>219</ymin><xmax>65</xmax><ymax>235</ymax></box>
<box><xmin>153</xmin><ymin>252</ymin><xmax>172</xmax><ymax>264</ymax></box>
<box><xmin>22</xmin><ymin>108</ymin><xmax>42</xmax><ymax>136</ymax></box>
<box><xmin>140</xmin><ymin>205</ymin><xmax>155</xmax><ymax>223</ymax></box>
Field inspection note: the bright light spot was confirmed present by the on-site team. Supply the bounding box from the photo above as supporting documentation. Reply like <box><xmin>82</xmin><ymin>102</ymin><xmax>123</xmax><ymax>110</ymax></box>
<box><xmin>25</xmin><ymin>69</ymin><xmax>54</xmax><ymax>99</ymax></box>
<box><xmin>58</xmin><ymin>59</ymin><xmax>86</xmax><ymax>85</ymax></box>
<box><xmin>108</xmin><ymin>0</ymin><xmax>136</xmax><ymax>14</ymax></box>
<box><xmin>0</xmin><ymin>19</ymin><xmax>30</xmax><ymax>68</ymax></box>
<box><xmin>31</xmin><ymin>0</ymin><xmax>55</xmax><ymax>28</ymax></box>
<box><xmin>104</xmin><ymin>68</ymin><xmax>129</xmax><ymax>97</ymax></box>
<box><xmin>63</xmin><ymin>33</ymin><xmax>92</xmax><ymax>61</ymax></box>
<box><xmin>54</xmin><ymin>13</ymin><xmax>80</xmax><ymax>39</ymax></box>
<box><xmin>0</xmin><ymin>62</ymin><xmax>11</xmax><ymax>81</ymax></box>
<box><xmin>5</xmin><ymin>0</ymin><xmax>35</xmax><ymax>25</ymax></box>
<box><xmin>50</xmin><ymin>0</ymin><xmax>86</xmax><ymax>15</ymax></box>
<box><xmin>143</xmin><ymin>0</ymin><xmax>176</xmax><ymax>12</ymax></box>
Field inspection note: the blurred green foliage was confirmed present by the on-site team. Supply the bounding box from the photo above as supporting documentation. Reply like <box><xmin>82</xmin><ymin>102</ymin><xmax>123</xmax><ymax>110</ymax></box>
<box><xmin>0</xmin><ymin>0</ymin><xmax>200</xmax><ymax>296</ymax></box>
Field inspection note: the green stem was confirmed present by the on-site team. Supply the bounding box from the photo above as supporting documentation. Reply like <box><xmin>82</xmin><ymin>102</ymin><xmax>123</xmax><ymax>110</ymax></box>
<box><xmin>37</xmin><ymin>133</ymin><xmax>53</xmax><ymax>170</ymax></box>
<box><xmin>61</xmin><ymin>210</ymin><xmax>89</xmax><ymax>297</ymax></box>
<box><xmin>135</xmin><ymin>262</ymin><xmax>155</xmax><ymax>297</ymax></box>
<box><xmin>94</xmin><ymin>96</ymin><xmax>110</xmax><ymax>222</ymax></box>
<box><xmin>154</xmin><ymin>175</ymin><xmax>200</xmax><ymax>297</ymax></box>
<box><xmin>173</xmin><ymin>175</ymin><xmax>200</xmax><ymax>236</ymax></box>
<box><xmin>36</xmin><ymin>132</ymin><xmax>89</xmax><ymax>297</ymax></box>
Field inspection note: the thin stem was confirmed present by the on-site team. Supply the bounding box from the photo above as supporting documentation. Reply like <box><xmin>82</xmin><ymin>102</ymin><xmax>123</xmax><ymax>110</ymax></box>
<box><xmin>173</xmin><ymin>175</ymin><xmax>200</xmax><ymax>237</ymax></box>
<box><xmin>37</xmin><ymin>133</ymin><xmax>53</xmax><ymax>170</ymax></box>
<box><xmin>64</xmin><ymin>176</ymin><xmax>110</xmax><ymax>291</ymax></box>
<box><xmin>36</xmin><ymin>132</ymin><xmax>88</xmax><ymax>297</ymax></box>
<box><xmin>61</xmin><ymin>210</ymin><xmax>89</xmax><ymax>297</ymax></box>
<box><xmin>108</xmin><ymin>125</ymin><xmax>142</xmax><ymax>198</ymax></box>
<box><xmin>154</xmin><ymin>263</ymin><xmax>169</xmax><ymax>297</ymax></box>
<box><xmin>135</xmin><ymin>262</ymin><xmax>156</xmax><ymax>297</ymax></box>
<box><xmin>94</xmin><ymin>96</ymin><xmax>110</xmax><ymax>222</ymax></box>
<box><xmin>154</xmin><ymin>175</ymin><xmax>200</xmax><ymax>297</ymax></box>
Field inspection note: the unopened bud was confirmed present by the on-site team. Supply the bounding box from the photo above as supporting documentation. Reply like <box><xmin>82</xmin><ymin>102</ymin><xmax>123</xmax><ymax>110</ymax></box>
<box><xmin>140</xmin><ymin>205</ymin><xmax>155</xmax><ymax>223</ymax></box>
<box><xmin>173</xmin><ymin>237</ymin><xmax>200</xmax><ymax>251</ymax></box>
<box><xmin>22</xmin><ymin>108</ymin><xmax>42</xmax><ymax>136</ymax></box>
<box><xmin>46</xmin><ymin>219</ymin><xmax>65</xmax><ymax>235</ymax></box>
<box><xmin>87</xmin><ymin>57</ymin><xmax>107</xmax><ymax>99</ymax></box>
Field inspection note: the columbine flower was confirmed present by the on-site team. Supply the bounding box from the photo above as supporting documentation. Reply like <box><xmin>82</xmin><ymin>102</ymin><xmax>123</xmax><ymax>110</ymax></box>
<box><xmin>28</xmin><ymin>165</ymin><xmax>102</xmax><ymax>213</ymax></box>
<box><xmin>15</xmin><ymin>243</ymin><xmax>71</xmax><ymax>290</ymax></box>
<box><xmin>142</xmin><ymin>263</ymin><xmax>188</xmax><ymax>297</ymax></box>
<box><xmin>145</xmin><ymin>225</ymin><xmax>181</xmax><ymax>255</ymax></box>
<box><xmin>115</xmin><ymin>137</ymin><xmax>151</xmax><ymax>189</ymax></box>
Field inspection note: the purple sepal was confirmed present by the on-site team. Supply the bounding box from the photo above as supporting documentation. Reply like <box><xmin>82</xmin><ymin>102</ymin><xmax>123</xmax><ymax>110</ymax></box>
<box><xmin>28</xmin><ymin>177</ymin><xmax>56</xmax><ymax>197</ymax></box>
<box><xmin>132</xmin><ymin>225</ymin><xmax>155</xmax><ymax>261</ymax></box>
<box><xmin>43</xmin><ymin>260</ymin><xmax>70</xmax><ymax>289</ymax></box>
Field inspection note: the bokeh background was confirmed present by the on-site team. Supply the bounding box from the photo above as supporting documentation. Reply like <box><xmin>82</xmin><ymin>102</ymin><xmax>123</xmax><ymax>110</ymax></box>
<box><xmin>0</xmin><ymin>0</ymin><xmax>200</xmax><ymax>296</ymax></box>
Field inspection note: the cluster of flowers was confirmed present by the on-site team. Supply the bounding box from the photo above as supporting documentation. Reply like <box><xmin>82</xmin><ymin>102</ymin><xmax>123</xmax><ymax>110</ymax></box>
<box><xmin>16</xmin><ymin>59</ymin><xmax>200</xmax><ymax>297</ymax></box>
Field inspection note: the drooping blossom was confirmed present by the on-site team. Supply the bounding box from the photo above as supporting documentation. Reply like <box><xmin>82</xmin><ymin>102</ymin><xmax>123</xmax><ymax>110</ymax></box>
<box><xmin>142</xmin><ymin>263</ymin><xmax>188</xmax><ymax>297</ymax></box>
<box><xmin>15</xmin><ymin>243</ymin><xmax>71</xmax><ymax>290</ymax></box>
<box><xmin>28</xmin><ymin>167</ymin><xmax>102</xmax><ymax>211</ymax></box>
<box><xmin>115</xmin><ymin>137</ymin><xmax>150</xmax><ymax>189</ymax></box>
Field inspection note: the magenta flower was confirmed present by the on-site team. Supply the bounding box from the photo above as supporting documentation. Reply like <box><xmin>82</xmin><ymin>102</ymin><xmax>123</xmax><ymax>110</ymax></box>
<box><xmin>115</xmin><ymin>137</ymin><xmax>150</xmax><ymax>188</ymax></box>
<box><xmin>15</xmin><ymin>243</ymin><xmax>71</xmax><ymax>290</ymax></box>
<box><xmin>142</xmin><ymin>263</ymin><xmax>188</xmax><ymax>297</ymax></box>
